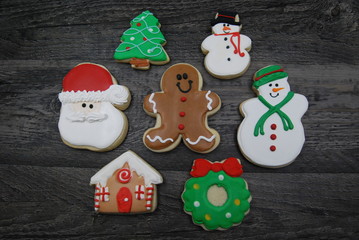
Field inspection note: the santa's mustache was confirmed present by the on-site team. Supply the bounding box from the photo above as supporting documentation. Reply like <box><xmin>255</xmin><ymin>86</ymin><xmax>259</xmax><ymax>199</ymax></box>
<box><xmin>65</xmin><ymin>112</ymin><xmax>108</xmax><ymax>123</ymax></box>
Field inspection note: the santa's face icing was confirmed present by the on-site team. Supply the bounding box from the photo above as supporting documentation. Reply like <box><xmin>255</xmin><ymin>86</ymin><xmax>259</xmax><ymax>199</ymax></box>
<box><xmin>161</xmin><ymin>64</ymin><xmax>200</xmax><ymax>94</ymax></box>
<box><xmin>59</xmin><ymin>101</ymin><xmax>124</xmax><ymax>149</ymax></box>
<box><xmin>258</xmin><ymin>77</ymin><xmax>291</xmax><ymax>104</ymax></box>
<box><xmin>212</xmin><ymin>23</ymin><xmax>241</xmax><ymax>34</ymax></box>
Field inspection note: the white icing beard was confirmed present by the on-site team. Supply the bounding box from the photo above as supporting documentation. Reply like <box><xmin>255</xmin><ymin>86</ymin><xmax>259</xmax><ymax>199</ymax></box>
<box><xmin>258</xmin><ymin>78</ymin><xmax>291</xmax><ymax>105</ymax></box>
<box><xmin>58</xmin><ymin>102</ymin><xmax>125</xmax><ymax>149</ymax></box>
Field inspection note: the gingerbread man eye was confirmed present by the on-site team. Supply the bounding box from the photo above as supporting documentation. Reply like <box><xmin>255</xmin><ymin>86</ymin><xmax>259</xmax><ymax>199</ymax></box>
<box><xmin>82</xmin><ymin>103</ymin><xmax>86</xmax><ymax>108</ymax></box>
<box><xmin>183</xmin><ymin>73</ymin><xmax>188</xmax><ymax>79</ymax></box>
<box><xmin>176</xmin><ymin>74</ymin><xmax>182</xmax><ymax>80</ymax></box>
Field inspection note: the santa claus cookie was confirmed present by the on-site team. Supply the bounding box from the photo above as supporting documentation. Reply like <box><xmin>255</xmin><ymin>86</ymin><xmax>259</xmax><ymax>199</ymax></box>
<box><xmin>58</xmin><ymin>63</ymin><xmax>131</xmax><ymax>152</ymax></box>
<box><xmin>143</xmin><ymin>63</ymin><xmax>221</xmax><ymax>153</ymax></box>
<box><xmin>201</xmin><ymin>11</ymin><xmax>252</xmax><ymax>79</ymax></box>
<box><xmin>90</xmin><ymin>150</ymin><xmax>163</xmax><ymax>214</ymax></box>
<box><xmin>238</xmin><ymin>65</ymin><xmax>309</xmax><ymax>168</ymax></box>
<box><xmin>182</xmin><ymin>158</ymin><xmax>251</xmax><ymax>231</ymax></box>
<box><xmin>113</xmin><ymin>10</ymin><xmax>170</xmax><ymax>70</ymax></box>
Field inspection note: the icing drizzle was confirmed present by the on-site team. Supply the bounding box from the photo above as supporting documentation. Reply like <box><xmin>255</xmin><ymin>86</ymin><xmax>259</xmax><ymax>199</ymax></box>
<box><xmin>186</xmin><ymin>135</ymin><xmax>215</xmax><ymax>145</ymax></box>
<box><xmin>147</xmin><ymin>135</ymin><xmax>174</xmax><ymax>143</ymax></box>
<box><xmin>205</xmin><ymin>91</ymin><xmax>213</xmax><ymax>110</ymax></box>
<box><xmin>149</xmin><ymin>93</ymin><xmax>157</xmax><ymax>113</ymax></box>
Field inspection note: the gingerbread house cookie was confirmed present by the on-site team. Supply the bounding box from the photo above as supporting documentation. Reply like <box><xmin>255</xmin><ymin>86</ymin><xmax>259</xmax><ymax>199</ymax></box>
<box><xmin>90</xmin><ymin>151</ymin><xmax>163</xmax><ymax>214</ymax></box>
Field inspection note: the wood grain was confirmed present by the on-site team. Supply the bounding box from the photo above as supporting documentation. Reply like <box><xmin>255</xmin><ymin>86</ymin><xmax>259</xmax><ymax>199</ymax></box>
<box><xmin>0</xmin><ymin>0</ymin><xmax>358</xmax><ymax>238</ymax></box>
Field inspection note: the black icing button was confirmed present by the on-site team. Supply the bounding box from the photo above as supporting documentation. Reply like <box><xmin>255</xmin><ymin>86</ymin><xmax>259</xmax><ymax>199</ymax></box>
<box><xmin>226</xmin><ymin>45</ymin><xmax>230</xmax><ymax>49</ymax></box>
<box><xmin>224</xmin><ymin>37</ymin><xmax>228</xmax><ymax>41</ymax></box>
<box><xmin>227</xmin><ymin>58</ymin><xmax>231</xmax><ymax>61</ymax></box>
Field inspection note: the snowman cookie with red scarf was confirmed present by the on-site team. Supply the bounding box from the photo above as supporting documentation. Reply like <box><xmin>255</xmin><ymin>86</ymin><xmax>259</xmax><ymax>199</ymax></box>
<box><xmin>201</xmin><ymin>11</ymin><xmax>252</xmax><ymax>79</ymax></box>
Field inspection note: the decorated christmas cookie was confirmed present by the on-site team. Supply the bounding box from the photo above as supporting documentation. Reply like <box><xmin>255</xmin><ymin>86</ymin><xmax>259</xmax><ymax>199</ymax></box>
<box><xmin>201</xmin><ymin>11</ymin><xmax>252</xmax><ymax>79</ymax></box>
<box><xmin>143</xmin><ymin>63</ymin><xmax>221</xmax><ymax>153</ymax></box>
<box><xmin>238</xmin><ymin>65</ymin><xmax>309</xmax><ymax>168</ymax></box>
<box><xmin>113</xmin><ymin>10</ymin><xmax>170</xmax><ymax>70</ymax></box>
<box><xmin>58</xmin><ymin>63</ymin><xmax>131</xmax><ymax>151</ymax></box>
<box><xmin>182</xmin><ymin>158</ymin><xmax>251</xmax><ymax>231</ymax></box>
<box><xmin>90</xmin><ymin>150</ymin><xmax>163</xmax><ymax>214</ymax></box>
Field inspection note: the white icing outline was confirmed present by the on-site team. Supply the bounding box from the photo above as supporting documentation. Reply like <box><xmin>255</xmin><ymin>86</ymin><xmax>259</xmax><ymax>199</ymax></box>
<box><xmin>149</xmin><ymin>93</ymin><xmax>157</xmax><ymax>113</ymax></box>
<box><xmin>59</xmin><ymin>85</ymin><xmax>129</xmax><ymax>105</ymax></box>
<box><xmin>205</xmin><ymin>90</ymin><xmax>213</xmax><ymax>110</ymax></box>
<box><xmin>90</xmin><ymin>150</ymin><xmax>163</xmax><ymax>187</ymax></box>
<box><xmin>146</xmin><ymin>135</ymin><xmax>174</xmax><ymax>143</ymax></box>
<box><xmin>185</xmin><ymin>135</ymin><xmax>216</xmax><ymax>145</ymax></box>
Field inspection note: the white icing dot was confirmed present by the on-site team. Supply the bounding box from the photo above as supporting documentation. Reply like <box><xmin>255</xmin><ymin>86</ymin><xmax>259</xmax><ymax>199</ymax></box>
<box><xmin>141</xmin><ymin>16</ymin><xmax>145</xmax><ymax>19</ymax></box>
<box><xmin>226</xmin><ymin>212</ymin><xmax>231</xmax><ymax>218</ymax></box>
<box><xmin>218</xmin><ymin>174</ymin><xmax>224</xmax><ymax>181</ymax></box>
<box><xmin>194</xmin><ymin>201</ymin><xmax>200</xmax><ymax>207</ymax></box>
<box><xmin>147</xmin><ymin>49</ymin><xmax>152</xmax><ymax>53</ymax></box>
<box><xmin>130</xmin><ymin>37</ymin><xmax>135</xmax><ymax>41</ymax></box>
<box><xmin>148</xmin><ymin>28</ymin><xmax>153</xmax><ymax>32</ymax></box>
<box><xmin>124</xmin><ymin>198</ymin><xmax>128</xmax><ymax>202</ymax></box>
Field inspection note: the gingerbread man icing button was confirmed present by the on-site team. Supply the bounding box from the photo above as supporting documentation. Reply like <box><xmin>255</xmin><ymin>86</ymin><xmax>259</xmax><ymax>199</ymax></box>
<box><xmin>143</xmin><ymin>63</ymin><xmax>221</xmax><ymax>153</ymax></box>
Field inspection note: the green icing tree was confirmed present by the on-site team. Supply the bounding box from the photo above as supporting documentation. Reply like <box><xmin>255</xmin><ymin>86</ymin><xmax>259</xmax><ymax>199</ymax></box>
<box><xmin>113</xmin><ymin>11</ymin><xmax>169</xmax><ymax>69</ymax></box>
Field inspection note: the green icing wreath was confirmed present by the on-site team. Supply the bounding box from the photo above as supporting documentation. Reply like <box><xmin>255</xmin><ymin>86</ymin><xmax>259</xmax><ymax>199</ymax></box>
<box><xmin>182</xmin><ymin>170</ymin><xmax>251</xmax><ymax>230</ymax></box>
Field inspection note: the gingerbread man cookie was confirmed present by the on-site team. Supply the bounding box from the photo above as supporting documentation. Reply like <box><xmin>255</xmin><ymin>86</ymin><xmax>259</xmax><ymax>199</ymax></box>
<box><xmin>143</xmin><ymin>63</ymin><xmax>221</xmax><ymax>153</ymax></box>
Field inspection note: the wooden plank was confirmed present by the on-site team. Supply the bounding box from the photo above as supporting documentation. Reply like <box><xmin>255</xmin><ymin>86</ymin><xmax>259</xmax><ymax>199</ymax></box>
<box><xmin>0</xmin><ymin>165</ymin><xmax>358</xmax><ymax>238</ymax></box>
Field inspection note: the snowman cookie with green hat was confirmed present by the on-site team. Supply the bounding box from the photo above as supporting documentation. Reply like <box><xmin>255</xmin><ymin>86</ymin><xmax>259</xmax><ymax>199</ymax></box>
<box><xmin>238</xmin><ymin>65</ymin><xmax>308</xmax><ymax>168</ymax></box>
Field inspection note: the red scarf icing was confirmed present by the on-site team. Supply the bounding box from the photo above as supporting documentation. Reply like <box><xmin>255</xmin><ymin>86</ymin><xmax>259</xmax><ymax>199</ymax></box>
<box><xmin>214</xmin><ymin>32</ymin><xmax>245</xmax><ymax>57</ymax></box>
<box><xmin>190</xmin><ymin>157</ymin><xmax>243</xmax><ymax>177</ymax></box>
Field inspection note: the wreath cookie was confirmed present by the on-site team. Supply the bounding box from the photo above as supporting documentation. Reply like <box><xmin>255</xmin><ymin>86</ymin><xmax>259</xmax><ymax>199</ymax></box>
<box><xmin>182</xmin><ymin>158</ymin><xmax>251</xmax><ymax>231</ymax></box>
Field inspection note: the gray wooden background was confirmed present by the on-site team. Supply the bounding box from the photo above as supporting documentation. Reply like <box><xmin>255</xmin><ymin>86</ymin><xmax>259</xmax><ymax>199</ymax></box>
<box><xmin>1</xmin><ymin>0</ymin><xmax>358</xmax><ymax>239</ymax></box>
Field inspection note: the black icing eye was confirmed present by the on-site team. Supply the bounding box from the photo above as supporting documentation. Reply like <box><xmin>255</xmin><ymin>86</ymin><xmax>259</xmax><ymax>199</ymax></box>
<box><xmin>223</xmin><ymin>23</ymin><xmax>225</xmax><ymax>27</ymax></box>
<box><xmin>82</xmin><ymin>103</ymin><xmax>86</xmax><ymax>108</ymax></box>
<box><xmin>183</xmin><ymin>73</ymin><xmax>188</xmax><ymax>79</ymax></box>
<box><xmin>275</xmin><ymin>83</ymin><xmax>279</xmax><ymax>87</ymax></box>
<box><xmin>227</xmin><ymin>24</ymin><xmax>230</xmax><ymax>26</ymax></box>
<box><xmin>89</xmin><ymin>104</ymin><xmax>94</xmax><ymax>109</ymax></box>
<box><xmin>269</xmin><ymin>83</ymin><xmax>272</xmax><ymax>87</ymax></box>
<box><xmin>176</xmin><ymin>74</ymin><xmax>182</xmax><ymax>80</ymax></box>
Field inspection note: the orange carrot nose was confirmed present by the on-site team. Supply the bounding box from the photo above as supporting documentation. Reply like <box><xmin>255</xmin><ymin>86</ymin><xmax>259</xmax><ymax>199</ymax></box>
<box><xmin>223</xmin><ymin>26</ymin><xmax>231</xmax><ymax>31</ymax></box>
<box><xmin>272</xmin><ymin>87</ymin><xmax>284</xmax><ymax>92</ymax></box>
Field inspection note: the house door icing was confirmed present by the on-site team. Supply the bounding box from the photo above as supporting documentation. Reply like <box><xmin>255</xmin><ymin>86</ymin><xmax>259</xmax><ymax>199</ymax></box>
<box><xmin>116</xmin><ymin>187</ymin><xmax>132</xmax><ymax>212</ymax></box>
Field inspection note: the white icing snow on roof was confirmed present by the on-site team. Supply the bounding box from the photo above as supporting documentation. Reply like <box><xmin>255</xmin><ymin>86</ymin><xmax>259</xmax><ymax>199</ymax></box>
<box><xmin>90</xmin><ymin>150</ymin><xmax>163</xmax><ymax>187</ymax></box>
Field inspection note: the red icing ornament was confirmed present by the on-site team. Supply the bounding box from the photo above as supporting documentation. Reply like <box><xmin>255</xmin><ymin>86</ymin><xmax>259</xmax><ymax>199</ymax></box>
<box><xmin>62</xmin><ymin>63</ymin><xmax>113</xmax><ymax>92</ymax></box>
<box><xmin>190</xmin><ymin>158</ymin><xmax>243</xmax><ymax>178</ymax></box>
<box><xmin>178</xmin><ymin>124</ymin><xmax>185</xmax><ymax>130</ymax></box>
<box><xmin>270</xmin><ymin>134</ymin><xmax>277</xmax><ymax>140</ymax></box>
<box><xmin>137</xmin><ymin>23</ymin><xmax>141</xmax><ymax>27</ymax></box>
<box><xmin>126</xmin><ymin>47</ymin><xmax>130</xmax><ymax>50</ymax></box>
<box><xmin>271</xmin><ymin>124</ymin><xmax>277</xmax><ymax>130</ymax></box>
<box><xmin>143</xmin><ymin>37</ymin><xmax>147</xmax><ymax>41</ymax></box>
<box><xmin>117</xmin><ymin>168</ymin><xmax>132</xmax><ymax>183</ymax></box>
<box><xmin>270</xmin><ymin>145</ymin><xmax>276</xmax><ymax>151</ymax></box>
<box><xmin>179</xmin><ymin>112</ymin><xmax>186</xmax><ymax>117</ymax></box>
<box><xmin>180</xmin><ymin>97</ymin><xmax>187</xmax><ymax>102</ymax></box>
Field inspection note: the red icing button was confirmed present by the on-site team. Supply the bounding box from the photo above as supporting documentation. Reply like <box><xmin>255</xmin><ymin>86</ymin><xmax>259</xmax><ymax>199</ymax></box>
<box><xmin>270</xmin><ymin>145</ymin><xmax>276</xmax><ymax>151</ymax></box>
<box><xmin>143</xmin><ymin>37</ymin><xmax>147</xmax><ymax>41</ymax></box>
<box><xmin>178</xmin><ymin>124</ymin><xmax>185</xmax><ymax>130</ymax></box>
<box><xmin>179</xmin><ymin>112</ymin><xmax>186</xmax><ymax>117</ymax></box>
<box><xmin>270</xmin><ymin>134</ymin><xmax>277</xmax><ymax>140</ymax></box>
<box><xmin>180</xmin><ymin>97</ymin><xmax>187</xmax><ymax>102</ymax></box>
<box><xmin>271</xmin><ymin>124</ymin><xmax>277</xmax><ymax>130</ymax></box>
<box><xmin>137</xmin><ymin>23</ymin><xmax>141</xmax><ymax>27</ymax></box>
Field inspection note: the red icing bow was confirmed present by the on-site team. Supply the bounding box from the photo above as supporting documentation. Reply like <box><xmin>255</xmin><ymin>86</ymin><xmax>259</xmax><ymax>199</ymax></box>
<box><xmin>190</xmin><ymin>157</ymin><xmax>243</xmax><ymax>178</ymax></box>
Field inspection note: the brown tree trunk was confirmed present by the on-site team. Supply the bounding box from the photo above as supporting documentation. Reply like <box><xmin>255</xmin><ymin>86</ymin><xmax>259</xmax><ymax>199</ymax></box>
<box><xmin>130</xmin><ymin>58</ymin><xmax>150</xmax><ymax>68</ymax></box>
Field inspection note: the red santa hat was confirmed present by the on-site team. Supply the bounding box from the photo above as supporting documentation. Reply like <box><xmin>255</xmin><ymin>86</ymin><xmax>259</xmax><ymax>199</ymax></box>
<box><xmin>58</xmin><ymin>63</ymin><xmax>129</xmax><ymax>105</ymax></box>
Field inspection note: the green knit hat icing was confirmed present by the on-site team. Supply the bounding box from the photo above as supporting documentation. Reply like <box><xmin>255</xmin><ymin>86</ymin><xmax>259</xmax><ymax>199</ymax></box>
<box><xmin>253</xmin><ymin>65</ymin><xmax>288</xmax><ymax>89</ymax></box>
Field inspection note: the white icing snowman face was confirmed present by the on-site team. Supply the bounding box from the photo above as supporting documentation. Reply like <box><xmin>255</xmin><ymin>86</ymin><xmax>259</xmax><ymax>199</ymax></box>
<box><xmin>258</xmin><ymin>77</ymin><xmax>291</xmax><ymax>104</ymax></box>
<box><xmin>212</xmin><ymin>23</ymin><xmax>241</xmax><ymax>34</ymax></box>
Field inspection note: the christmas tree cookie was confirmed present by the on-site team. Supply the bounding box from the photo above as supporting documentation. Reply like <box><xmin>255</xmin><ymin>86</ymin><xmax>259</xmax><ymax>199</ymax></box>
<box><xmin>237</xmin><ymin>65</ymin><xmax>309</xmax><ymax>168</ymax></box>
<box><xmin>182</xmin><ymin>158</ymin><xmax>251</xmax><ymax>231</ymax></box>
<box><xmin>113</xmin><ymin>11</ymin><xmax>170</xmax><ymax>70</ymax></box>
